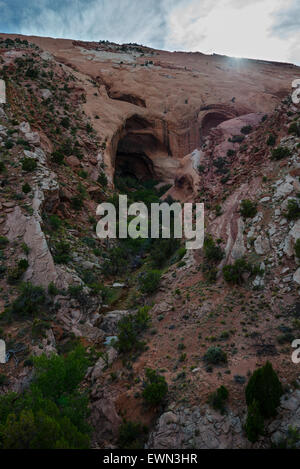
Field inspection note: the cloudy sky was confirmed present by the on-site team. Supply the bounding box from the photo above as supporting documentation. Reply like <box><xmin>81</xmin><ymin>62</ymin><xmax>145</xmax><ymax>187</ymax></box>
<box><xmin>0</xmin><ymin>0</ymin><xmax>299</xmax><ymax>64</ymax></box>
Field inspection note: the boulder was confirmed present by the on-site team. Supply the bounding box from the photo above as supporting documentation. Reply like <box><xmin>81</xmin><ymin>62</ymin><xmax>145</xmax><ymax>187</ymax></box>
<box><xmin>90</xmin><ymin>397</ymin><xmax>122</xmax><ymax>445</ymax></box>
<box><xmin>100</xmin><ymin>310</ymin><xmax>130</xmax><ymax>335</ymax></box>
<box><xmin>40</xmin><ymin>89</ymin><xmax>52</xmax><ymax>100</ymax></box>
<box><xmin>91</xmin><ymin>347</ymin><xmax>118</xmax><ymax>381</ymax></box>
<box><xmin>284</xmin><ymin>220</ymin><xmax>300</xmax><ymax>257</ymax></box>
<box><xmin>254</xmin><ymin>235</ymin><xmax>270</xmax><ymax>255</ymax></box>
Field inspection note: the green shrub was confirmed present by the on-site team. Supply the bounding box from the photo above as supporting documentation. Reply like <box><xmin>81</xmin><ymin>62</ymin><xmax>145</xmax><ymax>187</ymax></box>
<box><xmin>61</xmin><ymin>117</ymin><xmax>70</xmax><ymax>129</ymax></box>
<box><xmin>151</xmin><ymin>238</ymin><xmax>180</xmax><ymax>268</ymax></box>
<box><xmin>0</xmin><ymin>347</ymin><xmax>90</xmax><ymax>449</ymax></box>
<box><xmin>142</xmin><ymin>369</ymin><xmax>168</xmax><ymax>405</ymax></box>
<box><xmin>101</xmin><ymin>246</ymin><xmax>127</xmax><ymax>277</ymax></box>
<box><xmin>202</xmin><ymin>236</ymin><xmax>224</xmax><ymax>283</ymax></box>
<box><xmin>271</xmin><ymin>146</ymin><xmax>291</xmax><ymax>161</ymax></box>
<box><xmin>9</xmin><ymin>283</ymin><xmax>46</xmax><ymax>318</ymax></box>
<box><xmin>22</xmin><ymin>183</ymin><xmax>31</xmax><ymax>194</ymax></box>
<box><xmin>295</xmin><ymin>239</ymin><xmax>300</xmax><ymax>259</ymax></box>
<box><xmin>71</xmin><ymin>196</ymin><xmax>83</xmax><ymax>211</ymax></box>
<box><xmin>33</xmin><ymin>346</ymin><xmax>89</xmax><ymax>399</ymax></box>
<box><xmin>241</xmin><ymin>125</ymin><xmax>252</xmax><ymax>135</ymax></box>
<box><xmin>48</xmin><ymin>282</ymin><xmax>59</xmax><ymax>296</ymax></box>
<box><xmin>22</xmin><ymin>158</ymin><xmax>37</xmax><ymax>172</ymax></box>
<box><xmin>78</xmin><ymin>170</ymin><xmax>88</xmax><ymax>179</ymax></box>
<box><xmin>286</xmin><ymin>199</ymin><xmax>300</xmax><ymax>221</ymax></box>
<box><xmin>97</xmin><ymin>172</ymin><xmax>108</xmax><ymax>188</ymax></box>
<box><xmin>0</xmin><ymin>236</ymin><xmax>9</xmax><ymax>248</ymax></box>
<box><xmin>25</xmin><ymin>67</ymin><xmax>39</xmax><ymax>78</ymax></box>
<box><xmin>0</xmin><ymin>161</ymin><xmax>6</xmax><ymax>173</ymax></box>
<box><xmin>274</xmin><ymin>426</ymin><xmax>300</xmax><ymax>449</ymax></box>
<box><xmin>223</xmin><ymin>258</ymin><xmax>251</xmax><ymax>285</ymax></box>
<box><xmin>227</xmin><ymin>149</ymin><xmax>236</xmax><ymax>157</ymax></box>
<box><xmin>4</xmin><ymin>140</ymin><xmax>13</xmax><ymax>149</ymax></box>
<box><xmin>21</xmin><ymin>243</ymin><xmax>30</xmax><ymax>255</ymax></box>
<box><xmin>48</xmin><ymin>214</ymin><xmax>62</xmax><ymax>231</ymax></box>
<box><xmin>209</xmin><ymin>385</ymin><xmax>229</xmax><ymax>414</ymax></box>
<box><xmin>118</xmin><ymin>421</ymin><xmax>146</xmax><ymax>449</ymax></box>
<box><xmin>0</xmin><ymin>374</ymin><xmax>8</xmax><ymax>387</ymax></box>
<box><xmin>204</xmin><ymin>346</ymin><xmax>227</xmax><ymax>365</ymax></box>
<box><xmin>139</xmin><ymin>270</ymin><xmax>161</xmax><ymax>294</ymax></box>
<box><xmin>203</xmin><ymin>236</ymin><xmax>224</xmax><ymax>262</ymax></box>
<box><xmin>288</xmin><ymin>122</ymin><xmax>300</xmax><ymax>137</ymax></box>
<box><xmin>7</xmin><ymin>259</ymin><xmax>29</xmax><ymax>284</ymax></box>
<box><xmin>0</xmin><ymin>264</ymin><xmax>6</xmax><ymax>279</ymax></box>
<box><xmin>51</xmin><ymin>150</ymin><xmax>64</xmax><ymax>165</ymax></box>
<box><xmin>245</xmin><ymin>399</ymin><xmax>264</xmax><ymax>443</ymax></box>
<box><xmin>266</xmin><ymin>134</ymin><xmax>276</xmax><ymax>146</ymax></box>
<box><xmin>86</xmin><ymin>123</ymin><xmax>93</xmax><ymax>134</ymax></box>
<box><xmin>240</xmin><ymin>199</ymin><xmax>257</xmax><ymax>219</ymax></box>
<box><xmin>53</xmin><ymin>240</ymin><xmax>71</xmax><ymax>264</ymax></box>
<box><xmin>229</xmin><ymin>135</ymin><xmax>245</xmax><ymax>143</ymax></box>
<box><xmin>245</xmin><ymin>362</ymin><xmax>283</xmax><ymax>419</ymax></box>
<box><xmin>117</xmin><ymin>306</ymin><xmax>150</xmax><ymax>353</ymax></box>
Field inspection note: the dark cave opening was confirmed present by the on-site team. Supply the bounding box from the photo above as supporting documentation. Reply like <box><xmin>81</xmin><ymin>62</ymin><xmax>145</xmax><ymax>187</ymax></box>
<box><xmin>201</xmin><ymin>112</ymin><xmax>232</xmax><ymax>138</ymax></box>
<box><xmin>114</xmin><ymin>122</ymin><xmax>161</xmax><ymax>181</ymax></box>
<box><xmin>115</xmin><ymin>151</ymin><xmax>155</xmax><ymax>181</ymax></box>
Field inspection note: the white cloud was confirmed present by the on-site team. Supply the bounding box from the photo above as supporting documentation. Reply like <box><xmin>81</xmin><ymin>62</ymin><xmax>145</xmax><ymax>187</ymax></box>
<box><xmin>4</xmin><ymin>0</ymin><xmax>300</xmax><ymax>65</ymax></box>
<box><xmin>164</xmin><ymin>0</ymin><xmax>300</xmax><ymax>64</ymax></box>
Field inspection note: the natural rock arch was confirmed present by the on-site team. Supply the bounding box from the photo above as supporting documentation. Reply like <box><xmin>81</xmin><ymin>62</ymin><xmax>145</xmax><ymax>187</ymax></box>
<box><xmin>113</xmin><ymin>114</ymin><xmax>171</xmax><ymax>182</ymax></box>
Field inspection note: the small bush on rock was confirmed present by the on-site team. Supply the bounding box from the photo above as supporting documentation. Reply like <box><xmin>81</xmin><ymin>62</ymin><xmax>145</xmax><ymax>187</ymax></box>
<box><xmin>208</xmin><ymin>385</ymin><xmax>229</xmax><ymax>414</ymax></box>
<box><xmin>22</xmin><ymin>158</ymin><xmax>37</xmax><ymax>172</ymax></box>
<box><xmin>295</xmin><ymin>239</ymin><xmax>300</xmax><ymax>259</ymax></box>
<box><xmin>22</xmin><ymin>183</ymin><xmax>31</xmax><ymax>194</ymax></box>
<box><xmin>271</xmin><ymin>146</ymin><xmax>291</xmax><ymax>161</ymax></box>
<box><xmin>288</xmin><ymin>122</ymin><xmax>300</xmax><ymax>137</ymax></box>
<box><xmin>266</xmin><ymin>134</ymin><xmax>276</xmax><ymax>146</ymax></box>
<box><xmin>286</xmin><ymin>199</ymin><xmax>300</xmax><ymax>221</ymax></box>
<box><xmin>118</xmin><ymin>421</ymin><xmax>147</xmax><ymax>449</ymax></box>
<box><xmin>223</xmin><ymin>258</ymin><xmax>252</xmax><ymax>285</ymax></box>
<box><xmin>8</xmin><ymin>282</ymin><xmax>46</xmax><ymax>318</ymax></box>
<box><xmin>0</xmin><ymin>237</ymin><xmax>9</xmax><ymax>248</ymax></box>
<box><xmin>245</xmin><ymin>399</ymin><xmax>264</xmax><ymax>443</ymax></box>
<box><xmin>241</xmin><ymin>125</ymin><xmax>252</xmax><ymax>135</ymax></box>
<box><xmin>142</xmin><ymin>369</ymin><xmax>168</xmax><ymax>406</ymax></box>
<box><xmin>117</xmin><ymin>306</ymin><xmax>150</xmax><ymax>353</ymax></box>
<box><xmin>240</xmin><ymin>199</ymin><xmax>257</xmax><ymax>219</ymax></box>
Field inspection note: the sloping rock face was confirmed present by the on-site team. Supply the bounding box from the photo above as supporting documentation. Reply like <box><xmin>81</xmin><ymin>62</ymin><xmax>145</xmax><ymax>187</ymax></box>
<box><xmin>4</xmin><ymin>206</ymin><xmax>57</xmax><ymax>287</ymax></box>
<box><xmin>147</xmin><ymin>386</ymin><xmax>300</xmax><ymax>449</ymax></box>
<box><xmin>0</xmin><ymin>79</ymin><xmax>5</xmax><ymax>104</ymax></box>
<box><xmin>147</xmin><ymin>406</ymin><xmax>247</xmax><ymax>449</ymax></box>
<box><xmin>3</xmin><ymin>33</ymin><xmax>298</xmax><ymax>184</ymax></box>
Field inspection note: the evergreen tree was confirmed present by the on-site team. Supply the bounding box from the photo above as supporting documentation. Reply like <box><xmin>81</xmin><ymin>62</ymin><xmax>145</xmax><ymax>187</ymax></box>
<box><xmin>245</xmin><ymin>400</ymin><xmax>264</xmax><ymax>443</ymax></box>
<box><xmin>245</xmin><ymin>361</ymin><xmax>283</xmax><ymax>418</ymax></box>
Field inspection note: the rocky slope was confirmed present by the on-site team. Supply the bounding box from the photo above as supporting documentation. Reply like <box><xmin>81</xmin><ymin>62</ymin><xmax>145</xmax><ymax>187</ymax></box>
<box><xmin>0</xmin><ymin>34</ymin><xmax>300</xmax><ymax>449</ymax></box>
